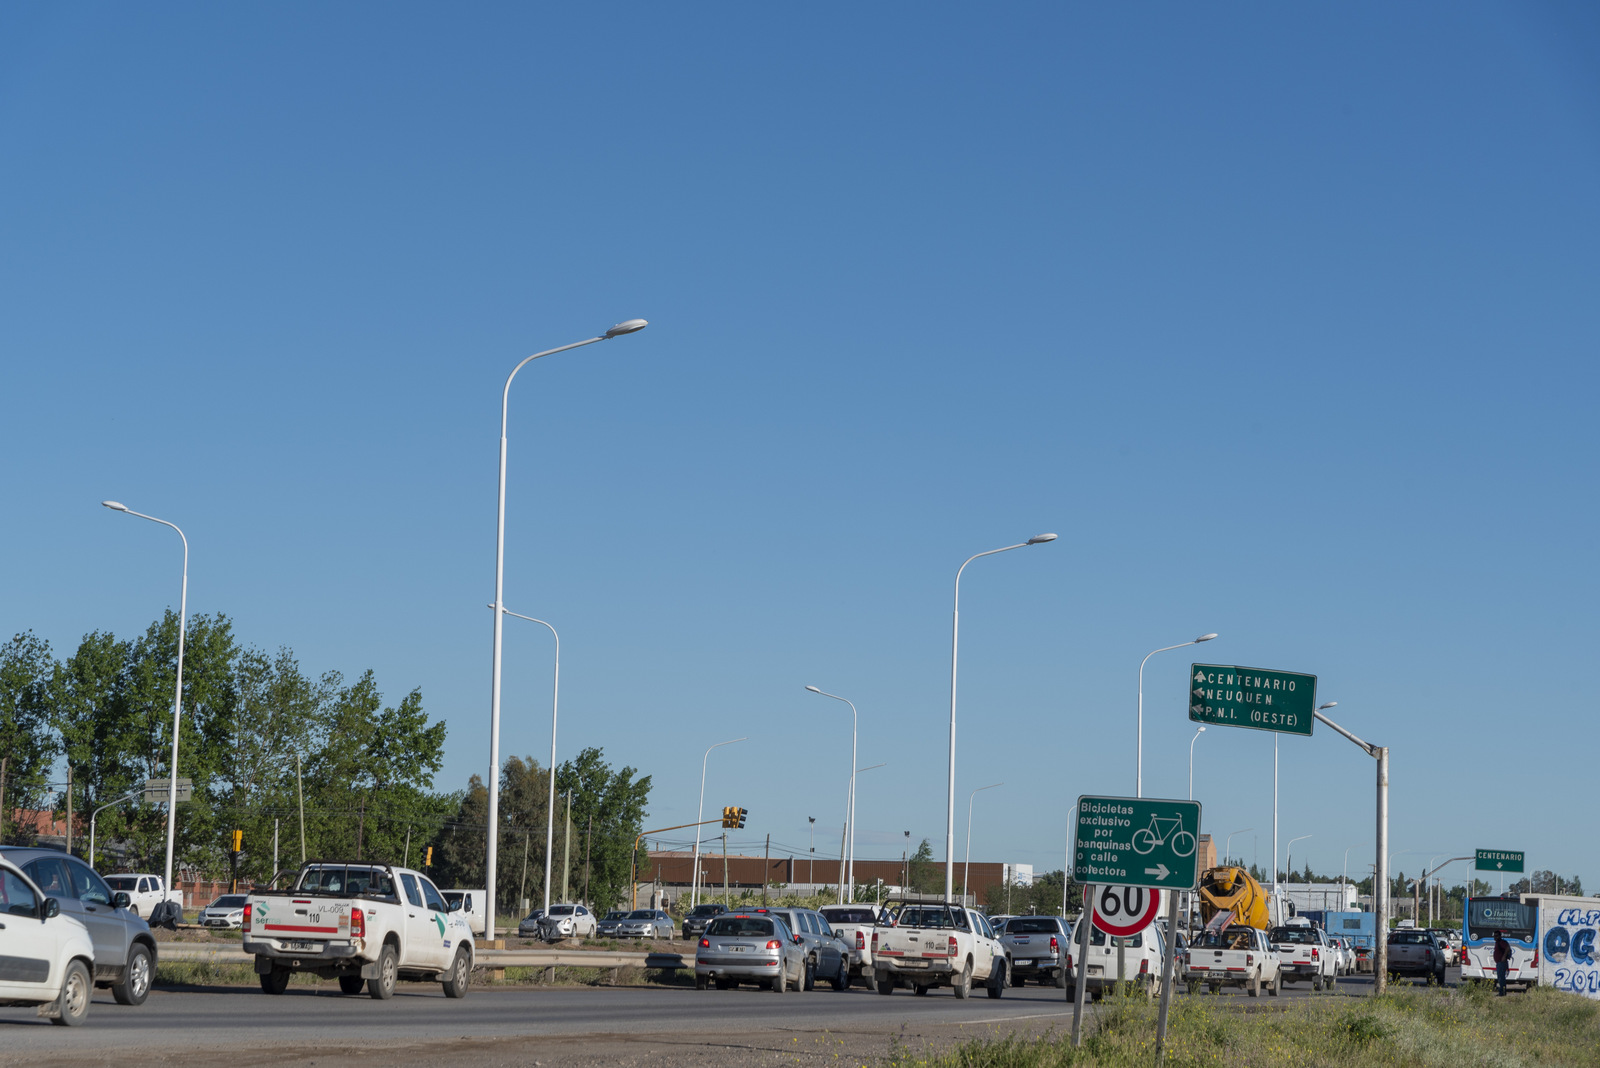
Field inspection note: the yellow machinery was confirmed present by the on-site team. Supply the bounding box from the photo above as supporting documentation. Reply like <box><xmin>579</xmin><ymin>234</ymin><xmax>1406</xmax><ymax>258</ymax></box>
<box><xmin>1197</xmin><ymin>866</ymin><xmax>1272</xmax><ymax>929</ymax></box>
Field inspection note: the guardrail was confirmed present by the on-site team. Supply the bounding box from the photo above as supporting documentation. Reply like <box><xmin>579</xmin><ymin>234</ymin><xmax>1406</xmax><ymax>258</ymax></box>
<box><xmin>158</xmin><ymin>942</ymin><xmax>689</xmax><ymax>971</ymax></box>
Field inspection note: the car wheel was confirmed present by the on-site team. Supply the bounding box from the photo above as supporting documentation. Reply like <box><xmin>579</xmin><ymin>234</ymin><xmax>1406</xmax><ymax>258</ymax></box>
<box><xmin>442</xmin><ymin>947</ymin><xmax>472</xmax><ymax>999</ymax></box>
<box><xmin>987</xmin><ymin>961</ymin><xmax>1006</xmax><ymax>999</ymax></box>
<box><xmin>1312</xmin><ymin>974</ymin><xmax>1323</xmax><ymax>992</ymax></box>
<box><xmin>952</xmin><ymin>961</ymin><xmax>972</xmax><ymax>1000</ymax></box>
<box><xmin>1248</xmin><ymin>969</ymin><xmax>1260</xmax><ymax>997</ymax></box>
<box><xmin>876</xmin><ymin>971</ymin><xmax>894</xmax><ymax>995</ymax></box>
<box><xmin>129</xmin><ymin>905</ymin><xmax>140</xmax><ymax>917</ymax></box>
<box><xmin>112</xmin><ymin>943</ymin><xmax>153</xmax><ymax>1006</ymax></box>
<box><xmin>259</xmin><ymin>966</ymin><xmax>291</xmax><ymax>995</ymax></box>
<box><xmin>773</xmin><ymin>964</ymin><xmax>788</xmax><ymax>993</ymax></box>
<box><xmin>913</xmin><ymin>983</ymin><xmax>930</xmax><ymax>996</ymax></box>
<box><xmin>1056</xmin><ymin>966</ymin><xmax>1069</xmax><ymax>990</ymax></box>
<box><xmin>339</xmin><ymin>975</ymin><xmax>366</xmax><ymax>995</ymax></box>
<box><xmin>832</xmin><ymin>960</ymin><xmax>848</xmax><ymax>992</ymax></box>
<box><xmin>51</xmin><ymin>959</ymin><xmax>92</xmax><ymax>1027</ymax></box>
<box><xmin>695</xmin><ymin>974</ymin><xmax>709</xmax><ymax>990</ymax></box>
<box><xmin>803</xmin><ymin>957</ymin><xmax>816</xmax><ymax>991</ymax></box>
<box><xmin>368</xmin><ymin>943</ymin><xmax>398</xmax><ymax>1000</ymax></box>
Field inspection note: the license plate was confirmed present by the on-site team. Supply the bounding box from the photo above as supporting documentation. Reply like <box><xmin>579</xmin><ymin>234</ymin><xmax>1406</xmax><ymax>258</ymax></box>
<box><xmin>283</xmin><ymin>941</ymin><xmax>318</xmax><ymax>951</ymax></box>
<box><xmin>1210</xmin><ymin>969</ymin><xmax>1226</xmax><ymax>975</ymax></box>
<box><xmin>728</xmin><ymin>945</ymin><xmax>747</xmax><ymax>952</ymax></box>
<box><xmin>1089</xmin><ymin>966</ymin><xmax>1103</xmax><ymax>975</ymax></box>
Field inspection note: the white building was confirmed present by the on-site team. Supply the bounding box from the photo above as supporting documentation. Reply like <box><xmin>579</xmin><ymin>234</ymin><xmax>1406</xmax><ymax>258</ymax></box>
<box><xmin>1276</xmin><ymin>882</ymin><xmax>1359</xmax><ymax>914</ymax></box>
<box><xmin>1003</xmin><ymin>863</ymin><xmax>1034</xmax><ymax>888</ymax></box>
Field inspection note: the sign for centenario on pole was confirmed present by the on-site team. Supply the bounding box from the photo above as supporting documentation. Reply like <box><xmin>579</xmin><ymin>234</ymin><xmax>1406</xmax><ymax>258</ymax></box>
<box><xmin>1476</xmin><ymin>849</ymin><xmax>1525</xmax><ymax>873</ymax></box>
<box><xmin>1189</xmin><ymin>664</ymin><xmax>1317</xmax><ymax>736</ymax></box>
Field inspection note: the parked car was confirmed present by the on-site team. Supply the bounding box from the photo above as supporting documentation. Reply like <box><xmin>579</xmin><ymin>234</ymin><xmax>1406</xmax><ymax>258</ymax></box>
<box><xmin>1184</xmin><ymin>923</ymin><xmax>1280</xmax><ymax>996</ymax></box>
<box><xmin>1386</xmin><ymin>928</ymin><xmax>1447</xmax><ymax>985</ymax></box>
<box><xmin>198</xmin><ymin>893</ymin><xmax>249</xmax><ymax>929</ymax></box>
<box><xmin>682</xmin><ymin>902</ymin><xmax>729</xmax><ymax>940</ymax></box>
<box><xmin>597</xmin><ymin>910</ymin><xmax>628</xmax><ymax>937</ymax></box>
<box><xmin>539</xmin><ymin>903</ymin><xmax>597</xmax><ymax>940</ymax></box>
<box><xmin>819</xmin><ymin>904</ymin><xmax>892</xmax><ymax>990</ymax></box>
<box><xmin>872</xmin><ymin>903</ymin><xmax>1008</xmax><ymax>999</ymax></box>
<box><xmin>1000</xmin><ymin>915</ymin><xmax>1070</xmax><ymax>988</ymax></box>
<box><xmin>616</xmin><ymin>908</ymin><xmax>673</xmax><ymax>939</ymax></box>
<box><xmin>694</xmin><ymin>912</ymin><xmax>808</xmax><ymax>991</ymax></box>
<box><xmin>100</xmin><ymin>873</ymin><xmax>180</xmax><ymax>919</ymax></box>
<box><xmin>0</xmin><ymin>846</ymin><xmax>158</xmax><ymax>1007</ymax></box>
<box><xmin>0</xmin><ymin>859</ymin><xmax>98</xmax><ymax>1026</ymax></box>
<box><xmin>762</xmin><ymin>907</ymin><xmax>848</xmax><ymax>991</ymax></box>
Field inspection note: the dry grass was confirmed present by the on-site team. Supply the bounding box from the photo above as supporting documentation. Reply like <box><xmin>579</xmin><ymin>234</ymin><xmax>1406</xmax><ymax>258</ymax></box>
<box><xmin>885</xmin><ymin>985</ymin><xmax>1600</xmax><ymax>1068</ymax></box>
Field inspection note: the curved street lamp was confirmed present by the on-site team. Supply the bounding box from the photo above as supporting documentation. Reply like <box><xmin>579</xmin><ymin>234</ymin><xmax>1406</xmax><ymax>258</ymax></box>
<box><xmin>1136</xmin><ymin>633</ymin><xmax>1217</xmax><ymax>797</ymax></box>
<box><xmin>962</xmin><ymin>783</ymin><xmax>1003</xmax><ymax>903</ymax></box>
<box><xmin>805</xmin><ymin>685</ymin><xmax>858</xmax><ymax>901</ymax></box>
<box><xmin>690</xmin><ymin>737</ymin><xmax>746</xmax><ymax>908</ymax></box>
<box><xmin>492</xmin><ymin>605</ymin><xmax>560</xmax><ymax>914</ymax></box>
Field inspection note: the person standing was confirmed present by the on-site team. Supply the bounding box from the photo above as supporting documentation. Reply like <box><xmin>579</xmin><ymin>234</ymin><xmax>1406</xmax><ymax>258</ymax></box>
<box><xmin>1492</xmin><ymin>930</ymin><xmax>1511</xmax><ymax>996</ymax></box>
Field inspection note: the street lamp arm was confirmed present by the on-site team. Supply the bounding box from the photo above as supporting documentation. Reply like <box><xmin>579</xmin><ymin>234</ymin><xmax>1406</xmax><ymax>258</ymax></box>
<box><xmin>1314</xmin><ymin>710</ymin><xmax>1378</xmax><ymax>758</ymax></box>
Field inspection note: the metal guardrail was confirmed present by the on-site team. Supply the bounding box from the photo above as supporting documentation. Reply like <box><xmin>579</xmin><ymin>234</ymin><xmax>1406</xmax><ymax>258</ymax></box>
<box><xmin>158</xmin><ymin>942</ymin><xmax>689</xmax><ymax>970</ymax></box>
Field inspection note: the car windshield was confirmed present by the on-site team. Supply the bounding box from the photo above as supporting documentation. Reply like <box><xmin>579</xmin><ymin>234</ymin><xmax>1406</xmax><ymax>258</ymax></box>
<box><xmin>605</xmin><ymin>911</ymin><xmax>626</xmax><ymax>920</ymax></box>
<box><xmin>1467</xmin><ymin>899</ymin><xmax>1535</xmax><ymax>941</ymax></box>
<box><xmin>690</xmin><ymin>905</ymin><xmax>723</xmax><ymax>917</ymax></box>
<box><xmin>298</xmin><ymin>865</ymin><xmax>395</xmax><ymax>899</ymax></box>
<box><xmin>549</xmin><ymin>906</ymin><xmax>574</xmax><ymax>916</ymax></box>
<box><xmin>1195</xmin><ymin>928</ymin><xmax>1255</xmax><ymax>950</ymax></box>
<box><xmin>1270</xmin><ymin>927</ymin><xmax>1318</xmax><ymax>944</ymax></box>
<box><xmin>708</xmin><ymin>917</ymin><xmax>774</xmax><ymax>938</ymax></box>
<box><xmin>820</xmin><ymin>907</ymin><xmax>879</xmax><ymax>924</ymax></box>
<box><xmin>212</xmin><ymin>895</ymin><xmax>247</xmax><ymax>908</ymax></box>
<box><xmin>1389</xmin><ymin>931</ymin><xmax>1432</xmax><ymax>944</ymax></box>
<box><xmin>1007</xmin><ymin>918</ymin><xmax>1061</xmax><ymax>935</ymax></box>
<box><xmin>107</xmin><ymin>876</ymin><xmax>137</xmax><ymax>890</ymax></box>
<box><xmin>898</xmin><ymin>906</ymin><xmax>970</xmax><ymax>931</ymax></box>
<box><xmin>627</xmin><ymin>910</ymin><xmax>654</xmax><ymax>919</ymax></box>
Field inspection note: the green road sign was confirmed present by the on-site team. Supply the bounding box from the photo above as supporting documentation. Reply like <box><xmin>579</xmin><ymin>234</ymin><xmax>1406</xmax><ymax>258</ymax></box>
<box><xmin>1189</xmin><ymin>664</ymin><xmax>1317</xmax><ymax>736</ymax></box>
<box><xmin>1073</xmin><ymin>795</ymin><xmax>1202</xmax><ymax>891</ymax></box>
<box><xmin>1475</xmin><ymin>849</ymin><xmax>1524</xmax><ymax>873</ymax></box>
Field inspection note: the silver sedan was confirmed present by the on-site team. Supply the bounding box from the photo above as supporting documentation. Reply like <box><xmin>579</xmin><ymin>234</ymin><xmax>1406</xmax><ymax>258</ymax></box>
<box><xmin>695</xmin><ymin>914</ymin><xmax>807</xmax><ymax>991</ymax></box>
<box><xmin>616</xmin><ymin>909</ymin><xmax>674</xmax><ymax>939</ymax></box>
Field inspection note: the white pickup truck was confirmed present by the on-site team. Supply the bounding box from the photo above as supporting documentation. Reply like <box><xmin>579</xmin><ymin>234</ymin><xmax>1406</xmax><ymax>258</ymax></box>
<box><xmin>102</xmin><ymin>874</ymin><xmax>180</xmax><ymax>919</ymax></box>
<box><xmin>819</xmin><ymin>904</ymin><xmax>891</xmax><ymax>990</ymax></box>
<box><xmin>870</xmin><ymin>903</ymin><xmax>1008</xmax><ymax>999</ymax></box>
<box><xmin>1269</xmin><ymin>920</ymin><xmax>1337</xmax><ymax>990</ymax></box>
<box><xmin>1184</xmin><ymin>921</ymin><xmax>1281</xmax><ymax>996</ymax></box>
<box><xmin>243</xmin><ymin>862</ymin><xmax>475</xmax><ymax>1000</ymax></box>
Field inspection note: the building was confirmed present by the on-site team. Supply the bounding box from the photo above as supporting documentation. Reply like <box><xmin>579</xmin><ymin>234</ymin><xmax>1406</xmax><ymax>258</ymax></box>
<box><xmin>636</xmin><ymin>850</ymin><xmax>1014</xmax><ymax>906</ymax></box>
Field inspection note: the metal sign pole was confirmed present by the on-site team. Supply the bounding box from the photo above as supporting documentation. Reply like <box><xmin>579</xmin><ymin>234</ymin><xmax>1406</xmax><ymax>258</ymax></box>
<box><xmin>1071</xmin><ymin>884</ymin><xmax>1092</xmax><ymax>1046</ymax></box>
<box><xmin>1155</xmin><ymin>888</ymin><xmax>1180</xmax><ymax>1063</ymax></box>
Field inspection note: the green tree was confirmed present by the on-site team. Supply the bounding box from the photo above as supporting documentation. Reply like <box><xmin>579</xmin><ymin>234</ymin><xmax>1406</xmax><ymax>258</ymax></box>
<box><xmin>48</xmin><ymin>630</ymin><xmax>142</xmax><ymax>856</ymax></box>
<box><xmin>431</xmin><ymin>756</ymin><xmax>563</xmax><ymax>916</ymax></box>
<box><xmin>0</xmin><ymin>631</ymin><xmax>56</xmax><ymax>841</ymax></box>
<box><xmin>556</xmin><ymin>748</ymin><xmax>651</xmax><ymax>911</ymax></box>
<box><xmin>907</xmin><ymin>837</ymin><xmax>938</xmax><ymax>895</ymax></box>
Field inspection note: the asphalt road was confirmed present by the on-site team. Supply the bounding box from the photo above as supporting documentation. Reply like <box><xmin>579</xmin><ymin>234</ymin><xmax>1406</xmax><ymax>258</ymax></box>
<box><xmin>0</xmin><ymin>967</ymin><xmax>1407</xmax><ymax>1066</ymax></box>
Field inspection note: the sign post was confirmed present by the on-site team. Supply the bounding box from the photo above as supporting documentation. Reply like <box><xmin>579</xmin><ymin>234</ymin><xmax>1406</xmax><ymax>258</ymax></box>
<box><xmin>1070</xmin><ymin>796</ymin><xmax>1201</xmax><ymax>1049</ymax></box>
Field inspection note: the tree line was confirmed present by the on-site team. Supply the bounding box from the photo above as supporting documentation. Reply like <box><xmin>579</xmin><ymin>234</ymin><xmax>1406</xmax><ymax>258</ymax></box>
<box><xmin>0</xmin><ymin>614</ymin><xmax>652</xmax><ymax>913</ymax></box>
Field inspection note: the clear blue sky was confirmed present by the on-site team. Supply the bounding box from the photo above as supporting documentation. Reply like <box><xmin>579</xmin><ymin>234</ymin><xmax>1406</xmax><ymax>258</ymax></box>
<box><xmin>4</xmin><ymin>2</ymin><xmax>1596</xmax><ymax>894</ymax></box>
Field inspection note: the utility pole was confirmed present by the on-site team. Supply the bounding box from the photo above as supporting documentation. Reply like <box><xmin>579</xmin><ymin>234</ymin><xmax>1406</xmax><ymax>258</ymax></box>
<box><xmin>518</xmin><ymin>833</ymin><xmax>530</xmax><ymax>913</ymax></box>
<box><xmin>65</xmin><ymin>765</ymin><xmax>73</xmax><ymax>856</ymax></box>
<box><xmin>562</xmin><ymin>789</ymin><xmax>572</xmax><ymax>903</ymax></box>
<box><xmin>296</xmin><ymin>753</ymin><xmax>306</xmax><ymax>863</ymax></box>
<box><xmin>404</xmin><ymin>824</ymin><xmax>412</xmax><ymax>867</ymax></box>
<box><xmin>0</xmin><ymin>756</ymin><xmax>8</xmax><ymax>844</ymax></box>
<box><xmin>582</xmin><ymin>814</ymin><xmax>593</xmax><ymax>906</ymax></box>
<box><xmin>356</xmin><ymin>797</ymin><xmax>366</xmax><ymax>860</ymax></box>
<box><xmin>762</xmin><ymin>834</ymin><xmax>771</xmax><ymax>905</ymax></box>
<box><xmin>273</xmin><ymin>818</ymin><xmax>279</xmax><ymax>881</ymax></box>
<box><xmin>837</xmin><ymin>825</ymin><xmax>847</xmax><ymax>900</ymax></box>
<box><xmin>808</xmin><ymin>817</ymin><xmax>815</xmax><ymax>888</ymax></box>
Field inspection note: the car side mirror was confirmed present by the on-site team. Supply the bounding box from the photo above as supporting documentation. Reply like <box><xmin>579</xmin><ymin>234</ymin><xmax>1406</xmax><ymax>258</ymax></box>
<box><xmin>113</xmin><ymin>891</ymin><xmax>132</xmax><ymax>910</ymax></box>
<box><xmin>41</xmin><ymin>897</ymin><xmax>60</xmax><ymax>920</ymax></box>
<box><xmin>794</xmin><ymin>935</ymin><xmax>803</xmax><ymax>944</ymax></box>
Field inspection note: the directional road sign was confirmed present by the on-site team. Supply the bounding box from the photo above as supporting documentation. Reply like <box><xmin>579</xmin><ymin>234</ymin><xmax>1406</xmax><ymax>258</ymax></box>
<box><xmin>143</xmin><ymin>777</ymin><xmax>193</xmax><ymax>803</ymax></box>
<box><xmin>1189</xmin><ymin>664</ymin><xmax>1318</xmax><ymax>736</ymax></box>
<box><xmin>1475</xmin><ymin>849</ymin><xmax>1524</xmax><ymax>873</ymax></box>
<box><xmin>1073</xmin><ymin>795</ymin><xmax>1202</xmax><ymax>891</ymax></box>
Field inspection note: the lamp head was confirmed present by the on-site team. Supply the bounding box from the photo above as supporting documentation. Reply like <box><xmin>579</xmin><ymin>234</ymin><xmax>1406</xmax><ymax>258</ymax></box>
<box><xmin>1196</xmin><ymin>633</ymin><xmax>1219</xmax><ymax>642</ymax></box>
<box><xmin>1197</xmin><ymin>725</ymin><xmax>1207</xmax><ymax>732</ymax></box>
<box><xmin>1318</xmin><ymin>701</ymin><xmax>1337</xmax><ymax>711</ymax></box>
<box><xmin>804</xmin><ymin>685</ymin><xmax>821</xmax><ymax>694</ymax></box>
<box><xmin>1027</xmin><ymin>532</ymin><xmax>1058</xmax><ymax>545</ymax></box>
<box><xmin>605</xmin><ymin>319</ymin><xmax>649</xmax><ymax>338</ymax></box>
<box><xmin>102</xmin><ymin>501</ymin><xmax>128</xmax><ymax>512</ymax></box>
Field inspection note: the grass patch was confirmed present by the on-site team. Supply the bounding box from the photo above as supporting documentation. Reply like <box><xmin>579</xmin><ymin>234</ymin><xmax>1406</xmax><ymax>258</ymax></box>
<box><xmin>156</xmin><ymin>960</ymin><xmax>319</xmax><ymax>987</ymax></box>
<box><xmin>883</xmin><ymin>986</ymin><xmax>1600</xmax><ymax>1067</ymax></box>
<box><xmin>486</xmin><ymin>964</ymin><xmax>693</xmax><ymax>988</ymax></box>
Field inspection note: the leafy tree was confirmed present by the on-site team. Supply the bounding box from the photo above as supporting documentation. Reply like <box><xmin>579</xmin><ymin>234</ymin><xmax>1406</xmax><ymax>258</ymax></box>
<box><xmin>431</xmin><ymin>756</ymin><xmax>562</xmax><ymax>916</ymax></box>
<box><xmin>556</xmin><ymin>748</ymin><xmax>651</xmax><ymax>912</ymax></box>
<box><xmin>907</xmin><ymin>837</ymin><xmax>938</xmax><ymax>895</ymax></box>
<box><xmin>0</xmin><ymin>631</ymin><xmax>55</xmax><ymax>841</ymax></box>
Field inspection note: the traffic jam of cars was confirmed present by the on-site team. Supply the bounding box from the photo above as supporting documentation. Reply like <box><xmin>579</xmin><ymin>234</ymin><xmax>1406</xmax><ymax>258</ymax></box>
<box><xmin>0</xmin><ymin>842</ymin><xmax>1478</xmax><ymax>1027</ymax></box>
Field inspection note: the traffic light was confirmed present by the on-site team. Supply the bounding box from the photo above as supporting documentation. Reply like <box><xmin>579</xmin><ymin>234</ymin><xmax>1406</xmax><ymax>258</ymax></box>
<box><xmin>722</xmin><ymin>806</ymin><xmax>737</xmax><ymax>828</ymax></box>
<box><xmin>736</xmin><ymin>807</ymin><xmax>748</xmax><ymax>829</ymax></box>
<box><xmin>230</xmin><ymin>829</ymin><xmax>243</xmax><ymax>852</ymax></box>
<box><xmin>424</xmin><ymin>846</ymin><xmax>433</xmax><ymax>867</ymax></box>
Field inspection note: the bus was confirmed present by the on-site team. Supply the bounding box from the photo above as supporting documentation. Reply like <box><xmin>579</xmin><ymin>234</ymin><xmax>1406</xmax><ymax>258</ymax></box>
<box><xmin>1460</xmin><ymin>896</ymin><xmax>1538</xmax><ymax>987</ymax></box>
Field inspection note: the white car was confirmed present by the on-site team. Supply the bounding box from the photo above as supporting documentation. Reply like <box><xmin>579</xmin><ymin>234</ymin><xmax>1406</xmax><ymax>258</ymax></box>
<box><xmin>198</xmin><ymin>893</ymin><xmax>249</xmax><ymax>929</ymax></box>
<box><xmin>538</xmin><ymin>903</ymin><xmax>597</xmax><ymax>940</ymax></box>
<box><xmin>0</xmin><ymin>859</ymin><xmax>97</xmax><ymax>1026</ymax></box>
<box><xmin>1070</xmin><ymin>918</ymin><xmax>1169</xmax><ymax>999</ymax></box>
<box><xmin>103</xmin><ymin>873</ymin><xmax>179</xmax><ymax>918</ymax></box>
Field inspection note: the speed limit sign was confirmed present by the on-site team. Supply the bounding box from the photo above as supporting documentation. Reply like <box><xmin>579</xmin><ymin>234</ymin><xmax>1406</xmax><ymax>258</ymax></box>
<box><xmin>1089</xmin><ymin>885</ymin><xmax>1163</xmax><ymax>937</ymax></box>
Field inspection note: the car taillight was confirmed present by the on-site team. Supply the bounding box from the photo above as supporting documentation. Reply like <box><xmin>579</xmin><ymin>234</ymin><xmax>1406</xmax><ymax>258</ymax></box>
<box><xmin>1139</xmin><ymin>958</ymin><xmax>1149</xmax><ymax>975</ymax></box>
<box><xmin>1533</xmin><ymin>950</ymin><xmax>1539</xmax><ymax>967</ymax></box>
<box><xmin>700</xmin><ymin>938</ymin><xmax>710</xmax><ymax>948</ymax></box>
<box><xmin>766</xmin><ymin>939</ymin><xmax>783</xmax><ymax>950</ymax></box>
<box><xmin>1311</xmin><ymin>947</ymin><xmax>1319</xmax><ymax>960</ymax></box>
<box><xmin>857</xmin><ymin>931</ymin><xmax>866</xmax><ymax>950</ymax></box>
<box><xmin>1066</xmin><ymin>954</ymin><xmax>1074</xmax><ymax>969</ymax></box>
<box><xmin>1050</xmin><ymin>936</ymin><xmax>1059</xmax><ymax>951</ymax></box>
<box><xmin>350</xmin><ymin>907</ymin><xmax>365</xmax><ymax>939</ymax></box>
<box><xmin>871</xmin><ymin>931</ymin><xmax>879</xmax><ymax>950</ymax></box>
<box><xmin>948</xmin><ymin>936</ymin><xmax>958</xmax><ymax>956</ymax></box>
<box><xmin>242</xmin><ymin>903</ymin><xmax>252</xmax><ymax>929</ymax></box>
<box><xmin>1247</xmin><ymin>954</ymin><xmax>1254</xmax><ymax>965</ymax></box>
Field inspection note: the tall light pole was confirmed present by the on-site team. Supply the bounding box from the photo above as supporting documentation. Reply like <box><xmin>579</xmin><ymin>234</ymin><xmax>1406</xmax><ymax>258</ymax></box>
<box><xmin>102</xmin><ymin>501</ymin><xmax>188</xmax><ymax>902</ymax></box>
<box><xmin>1286</xmin><ymin>834</ymin><xmax>1313</xmax><ymax>886</ymax></box>
<box><xmin>807</xmin><ymin>817</ymin><xmax>815</xmax><ymax>887</ymax></box>
<box><xmin>485</xmin><ymin>318</ymin><xmax>647</xmax><ymax>941</ymax></box>
<box><xmin>805</xmin><ymin>685</ymin><xmax>858</xmax><ymax>900</ymax></box>
<box><xmin>1137</xmin><ymin>633</ymin><xmax>1217</xmax><ymax>797</ymax></box>
<box><xmin>962</xmin><ymin>782</ymin><xmax>1003</xmax><ymax>903</ymax></box>
<box><xmin>690</xmin><ymin>737</ymin><xmax>745</xmax><ymax>907</ymax></box>
<box><xmin>1224</xmin><ymin>828</ymin><xmax>1253</xmax><ymax>867</ymax></box>
<box><xmin>848</xmin><ymin>762</ymin><xmax>886</xmax><ymax>898</ymax></box>
<box><xmin>492</xmin><ymin>605</ymin><xmax>560</xmax><ymax>913</ymax></box>
<box><xmin>1310</xmin><ymin>702</ymin><xmax>1391</xmax><ymax>993</ymax></box>
<box><xmin>1188</xmin><ymin>725</ymin><xmax>1207</xmax><ymax>800</ymax></box>
<box><xmin>946</xmin><ymin>533</ymin><xmax>1056</xmax><ymax>903</ymax></box>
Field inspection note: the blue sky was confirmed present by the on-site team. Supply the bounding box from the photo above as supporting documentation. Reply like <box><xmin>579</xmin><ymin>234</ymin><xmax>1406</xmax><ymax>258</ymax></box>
<box><xmin>4</xmin><ymin>2</ymin><xmax>1597</xmax><ymax>894</ymax></box>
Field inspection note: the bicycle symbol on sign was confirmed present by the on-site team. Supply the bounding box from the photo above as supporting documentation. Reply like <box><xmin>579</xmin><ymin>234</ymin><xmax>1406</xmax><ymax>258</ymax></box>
<box><xmin>1131</xmin><ymin>814</ymin><xmax>1196</xmax><ymax>857</ymax></box>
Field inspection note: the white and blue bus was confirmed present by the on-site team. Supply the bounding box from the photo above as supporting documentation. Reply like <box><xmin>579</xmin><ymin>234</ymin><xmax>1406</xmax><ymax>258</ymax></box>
<box><xmin>1460</xmin><ymin>896</ymin><xmax>1538</xmax><ymax>988</ymax></box>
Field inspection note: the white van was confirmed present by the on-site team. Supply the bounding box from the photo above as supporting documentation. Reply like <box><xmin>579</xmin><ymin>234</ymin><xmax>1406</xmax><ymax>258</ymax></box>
<box><xmin>1068</xmin><ymin>919</ymin><xmax>1168</xmax><ymax>999</ymax></box>
<box><xmin>441</xmin><ymin>889</ymin><xmax>487</xmax><ymax>936</ymax></box>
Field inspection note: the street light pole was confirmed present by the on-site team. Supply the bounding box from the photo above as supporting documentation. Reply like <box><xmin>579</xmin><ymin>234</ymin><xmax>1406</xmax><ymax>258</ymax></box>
<box><xmin>1188</xmin><ymin>725</ymin><xmax>1207</xmax><ymax>800</ymax></box>
<box><xmin>88</xmin><ymin>790</ymin><xmax>140</xmax><ymax>869</ymax></box>
<box><xmin>1224</xmin><ymin>828</ymin><xmax>1253</xmax><ymax>868</ymax></box>
<box><xmin>946</xmin><ymin>533</ymin><xmax>1056</xmax><ymax>903</ymax></box>
<box><xmin>691</xmin><ymin>737</ymin><xmax>745</xmax><ymax>908</ymax></box>
<box><xmin>962</xmin><ymin>783</ymin><xmax>1002</xmax><ymax>904</ymax></box>
<box><xmin>492</xmin><ymin>605</ymin><xmax>560</xmax><ymax>913</ymax></box>
<box><xmin>1286</xmin><ymin>834</ymin><xmax>1313</xmax><ymax>887</ymax></box>
<box><xmin>1310</xmin><ymin>702</ymin><xmax>1391</xmax><ymax>993</ymax></box>
<box><xmin>484</xmin><ymin>319</ymin><xmax>647</xmax><ymax>941</ymax></box>
<box><xmin>805</xmin><ymin>685</ymin><xmax>859</xmax><ymax>900</ymax></box>
<box><xmin>101</xmin><ymin>501</ymin><xmax>188</xmax><ymax>902</ymax></box>
<box><xmin>1137</xmin><ymin>634</ymin><xmax>1217</xmax><ymax>797</ymax></box>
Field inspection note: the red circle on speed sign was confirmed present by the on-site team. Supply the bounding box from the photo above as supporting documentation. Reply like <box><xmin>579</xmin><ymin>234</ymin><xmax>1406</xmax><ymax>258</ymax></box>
<box><xmin>1090</xmin><ymin>885</ymin><xmax>1162</xmax><ymax>937</ymax></box>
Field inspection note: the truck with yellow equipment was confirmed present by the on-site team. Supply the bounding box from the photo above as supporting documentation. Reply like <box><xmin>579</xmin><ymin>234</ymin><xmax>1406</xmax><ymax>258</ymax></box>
<box><xmin>1197</xmin><ymin>866</ymin><xmax>1275</xmax><ymax>930</ymax></box>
